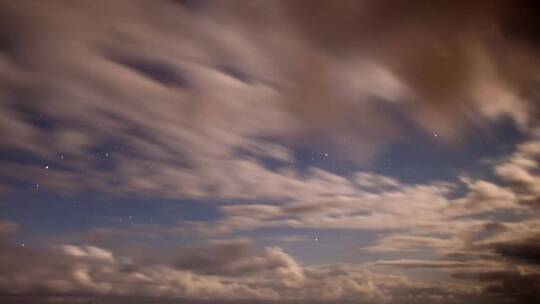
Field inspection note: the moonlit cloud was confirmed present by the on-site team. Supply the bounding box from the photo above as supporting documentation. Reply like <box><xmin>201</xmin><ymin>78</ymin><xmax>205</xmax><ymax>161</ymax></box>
<box><xmin>1</xmin><ymin>0</ymin><xmax>540</xmax><ymax>303</ymax></box>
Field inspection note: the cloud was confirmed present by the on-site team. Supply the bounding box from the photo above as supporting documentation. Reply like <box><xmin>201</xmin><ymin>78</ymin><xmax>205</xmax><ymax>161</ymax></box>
<box><xmin>470</xmin><ymin>219</ymin><xmax>540</xmax><ymax>264</ymax></box>
<box><xmin>445</xmin><ymin>179</ymin><xmax>519</xmax><ymax>216</ymax></box>
<box><xmin>0</xmin><ymin>221</ymin><xmax>18</xmax><ymax>237</ymax></box>
<box><xmin>22</xmin><ymin>134</ymin><xmax>537</xmax><ymax>303</ymax></box>
<box><xmin>1</xmin><ymin>0</ymin><xmax>540</xmax><ymax>199</ymax></box>
<box><xmin>3</xmin><ymin>217</ymin><xmax>538</xmax><ymax>303</ymax></box>
<box><xmin>0</xmin><ymin>231</ymin><xmax>403</xmax><ymax>303</ymax></box>
<box><xmin>492</xmin><ymin>238</ymin><xmax>540</xmax><ymax>265</ymax></box>
<box><xmin>284</xmin><ymin>0</ymin><xmax>540</xmax><ymax>132</ymax></box>
<box><xmin>173</xmin><ymin>238</ymin><xmax>304</xmax><ymax>287</ymax></box>
<box><xmin>494</xmin><ymin>134</ymin><xmax>540</xmax><ymax>204</ymax></box>
<box><xmin>0</xmin><ymin>238</ymin><xmax>279</xmax><ymax>300</ymax></box>
<box><xmin>361</xmin><ymin>235</ymin><xmax>458</xmax><ymax>253</ymax></box>
<box><xmin>179</xmin><ymin>133</ymin><xmax>540</xmax><ymax>251</ymax></box>
<box><xmin>189</xmin><ymin>173</ymin><xmax>523</xmax><ymax>235</ymax></box>
<box><xmin>265</xmin><ymin>235</ymin><xmax>310</xmax><ymax>243</ymax></box>
<box><xmin>374</xmin><ymin>259</ymin><xmax>494</xmax><ymax>269</ymax></box>
<box><xmin>1</xmin><ymin>1</ymin><xmax>540</xmax><ymax>303</ymax></box>
<box><xmin>453</xmin><ymin>268</ymin><xmax>540</xmax><ymax>303</ymax></box>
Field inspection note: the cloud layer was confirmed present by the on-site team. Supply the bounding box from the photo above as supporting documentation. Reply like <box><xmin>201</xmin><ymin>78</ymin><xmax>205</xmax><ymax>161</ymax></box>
<box><xmin>1</xmin><ymin>0</ymin><xmax>540</xmax><ymax>197</ymax></box>
<box><xmin>1</xmin><ymin>1</ymin><xmax>540</xmax><ymax>303</ymax></box>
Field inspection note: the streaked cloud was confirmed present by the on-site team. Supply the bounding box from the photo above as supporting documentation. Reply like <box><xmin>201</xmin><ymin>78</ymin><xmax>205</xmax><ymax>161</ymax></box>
<box><xmin>1</xmin><ymin>0</ymin><xmax>540</xmax><ymax>303</ymax></box>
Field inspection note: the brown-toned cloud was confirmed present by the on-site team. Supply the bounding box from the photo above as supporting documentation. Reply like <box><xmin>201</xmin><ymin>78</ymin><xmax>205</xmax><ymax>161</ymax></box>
<box><xmin>1</xmin><ymin>2</ymin><xmax>540</xmax><ymax>303</ymax></box>
<box><xmin>0</xmin><ymin>226</ymin><xmax>403</xmax><ymax>303</ymax></box>
<box><xmin>1</xmin><ymin>0</ymin><xmax>540</xmax><ymax>201</ymax></box>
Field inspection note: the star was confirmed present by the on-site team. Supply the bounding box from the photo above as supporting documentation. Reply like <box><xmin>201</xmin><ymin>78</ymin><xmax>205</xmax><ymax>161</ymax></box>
<box><xmin>314</xmin><ymin>237</ymin><xmax>320</xmax><ymax>242</ymax></box>
<box><xmin>44</xmin><ymin>165</ymin><xmax>49</xmax><ymax>169</ymax></box>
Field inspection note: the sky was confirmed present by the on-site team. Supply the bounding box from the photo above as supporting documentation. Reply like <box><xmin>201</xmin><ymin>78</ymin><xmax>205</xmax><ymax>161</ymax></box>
<box><xmin>0</xmin><ymin>0</ymin><xmax>540</xmax><ymax>303</ymax></box>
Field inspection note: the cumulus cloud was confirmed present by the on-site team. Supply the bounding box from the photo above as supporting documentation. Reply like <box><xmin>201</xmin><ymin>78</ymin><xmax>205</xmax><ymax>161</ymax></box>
<box><xmin>2</xmin><ymin>214</ymin><xmax>538</xmax><ymax>303</ymax></box>
<box><xmin>173</xmin><ymin>238</ymin><xmax>305</xmax><ymax>287</ymax></box>
<box><xmin>0</xmin><ymin>229</ymin><xmax>406</xmax><ymax>303</ymax></box>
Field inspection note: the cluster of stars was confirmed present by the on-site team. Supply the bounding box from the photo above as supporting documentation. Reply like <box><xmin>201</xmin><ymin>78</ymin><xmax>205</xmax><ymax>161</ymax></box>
<box><xmin>95</xmin><ymin>152</ymin><xmax>112</xmax><ymax>158</ymax></box>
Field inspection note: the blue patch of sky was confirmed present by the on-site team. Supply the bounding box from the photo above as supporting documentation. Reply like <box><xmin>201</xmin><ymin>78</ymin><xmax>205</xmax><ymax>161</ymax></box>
<box><xmin>290</xmin><ymin>117</ymin><xmax>524</xmax><ymax>185</ymax></box>
<box><xmin>0</xmin><ymin>148</ymin><xmax>76</xmax><ymax>188</ymax></box>
<box><xmin>0</xmin><ymin>191</ymin><xmax>220</xmax><ymax>244</ymax></box>
<box><xmin>234</xmin><ymin>226</ymin><xmax>384</xmax><ymax>265</ymax></box>
<box><xmin>373</xmin><ymin>117</ymin><xmax>524</xmax><ymax>184</ymax></box>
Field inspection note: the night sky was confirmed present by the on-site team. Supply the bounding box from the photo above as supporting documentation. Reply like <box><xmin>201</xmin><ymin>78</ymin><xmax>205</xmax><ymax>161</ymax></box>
<box><xmin>1</xmin><ymin>1</ymin><xmax>540</xmax><ymax>303</ymax></box>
